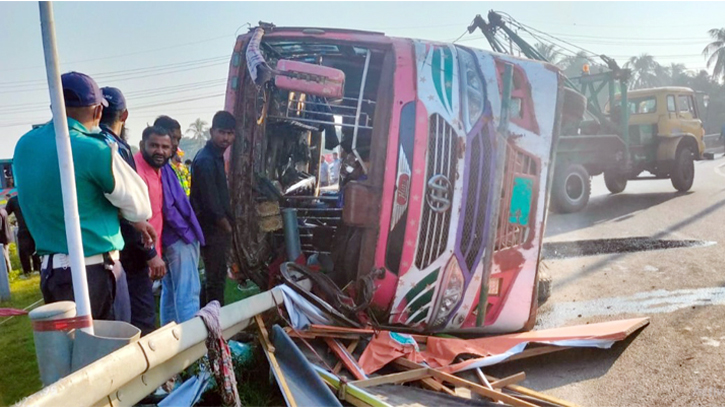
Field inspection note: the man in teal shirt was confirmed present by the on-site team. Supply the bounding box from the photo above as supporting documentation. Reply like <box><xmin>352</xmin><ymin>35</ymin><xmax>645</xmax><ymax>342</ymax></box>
<box><xmin>13</xmin><ymin>72</ymin><xmax>154</xmax><ymax>320</ymax></box>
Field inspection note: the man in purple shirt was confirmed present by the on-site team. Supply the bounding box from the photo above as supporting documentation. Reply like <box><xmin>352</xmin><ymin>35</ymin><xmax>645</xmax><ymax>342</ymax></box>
<box><xmin>156</xmin><ymin>116</ymin><xmax>205</xmax><ymax>324</ymax></box>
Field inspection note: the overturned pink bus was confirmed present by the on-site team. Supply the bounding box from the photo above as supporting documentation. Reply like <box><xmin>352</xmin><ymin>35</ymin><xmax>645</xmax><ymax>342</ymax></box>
<box><xmin>224</xmin><ymin>24</ymin><xmax>572</xmax><ymax>333</ymax></box>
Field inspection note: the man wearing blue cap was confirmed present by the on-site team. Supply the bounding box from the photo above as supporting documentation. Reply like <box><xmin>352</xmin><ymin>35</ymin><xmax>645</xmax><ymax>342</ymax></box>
<box><xmin>100</xmin><ymin>87</ymin><xmax>165</xmax><ymax>334</ymax></box>
<box><xmin>13</xmin><ymin>72</ymin><xmax>155</xmax><ymax>320</ymax></box>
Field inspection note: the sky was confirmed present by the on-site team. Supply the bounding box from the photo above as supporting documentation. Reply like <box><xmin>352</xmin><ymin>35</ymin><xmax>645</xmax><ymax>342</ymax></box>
<box><xmin>1</xmin><ymin>1</ymin><xmax>723</xmax><ymax>159</ymax></box>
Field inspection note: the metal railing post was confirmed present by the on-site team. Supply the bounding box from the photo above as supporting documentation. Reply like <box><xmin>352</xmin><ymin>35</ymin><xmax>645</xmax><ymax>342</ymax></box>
<box><xmin>38</xmin><ymin>1</ymin><xmax>93</xmax><ymax>333</ymax></box>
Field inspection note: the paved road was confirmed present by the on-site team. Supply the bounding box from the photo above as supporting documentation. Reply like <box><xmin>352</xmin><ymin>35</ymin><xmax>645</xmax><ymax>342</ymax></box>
<box><xmin>487</xmin><ymin>154</ymin><xmax>725</xmax><ymax>406</ymax></box>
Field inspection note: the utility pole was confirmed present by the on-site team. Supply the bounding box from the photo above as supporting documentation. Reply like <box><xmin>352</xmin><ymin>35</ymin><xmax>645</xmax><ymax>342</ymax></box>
<box><xmin>39</xmin><ymin>1</ymin><xmax>94</xmax><ymax>334</ymax></box>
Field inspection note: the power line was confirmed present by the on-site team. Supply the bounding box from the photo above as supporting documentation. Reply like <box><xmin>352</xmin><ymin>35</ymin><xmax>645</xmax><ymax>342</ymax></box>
<box><xmin>0</xmin><ymin>78</ymin><xmax>227</xmax><ymax>114</ymax></box>
<box><xmin>0</xmin><ymin>92</ymin><xmax>226</xmax><ymax>129</ymax></box>
<box><xmin>0</xmin><ymin>33</ymin><xmax>234</xmax><ymax>74</ymax></box>
<box><xmin>517</xmin><ymin>18</ymin><xmax>724</xmax><ymax>30</ymax></box>
<box><xmin>0</xmin><ymin>56</ymin><xmax>229</xmax><ymax>92</ymax></box>
<box><xmin>546</xmin><ymin>32</ymin><xmax>709</xmax><ymax>42</ymax></box>
<box><xmin>132</xmin><ymin>93</ymin><xmax>225</xmax><ymax>110</ymax></box>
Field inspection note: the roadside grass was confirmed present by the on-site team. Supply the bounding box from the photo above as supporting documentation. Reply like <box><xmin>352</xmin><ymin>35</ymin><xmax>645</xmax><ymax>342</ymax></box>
<box><xmin>0</xmin><ymin>253</ymin><xmax>265</xmax><ymax>406</ymax></box>
<box><xmin>0</xmin><ymin>243</ymin><xmax>43</xmax><ymax>406</ymax></box>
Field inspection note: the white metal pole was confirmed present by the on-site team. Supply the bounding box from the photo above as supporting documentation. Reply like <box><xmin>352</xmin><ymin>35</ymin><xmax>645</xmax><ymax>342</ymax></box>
<box><xmin>39</xmin><ymin>1</ymin><xmax>94</xmax><ymax>334</ymax></box>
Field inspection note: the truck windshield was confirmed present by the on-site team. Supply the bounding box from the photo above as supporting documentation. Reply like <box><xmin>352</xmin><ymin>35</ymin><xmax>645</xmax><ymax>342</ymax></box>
<box><xmin>628</xmin><ymin>97</ymin><xmax>657</xmax><ymax>114</ymax></box>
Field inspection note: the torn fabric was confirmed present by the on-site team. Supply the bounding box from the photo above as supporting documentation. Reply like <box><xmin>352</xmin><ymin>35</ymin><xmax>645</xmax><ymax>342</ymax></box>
<box><xmin>279</xmin><ymin>284</ymin><xmax>332</xmax><ymax>329</ymax></box>
<box><xmin>358</xmin><ymin>317</ymin><xmax>649</xmax><ymax>374</ymax></box>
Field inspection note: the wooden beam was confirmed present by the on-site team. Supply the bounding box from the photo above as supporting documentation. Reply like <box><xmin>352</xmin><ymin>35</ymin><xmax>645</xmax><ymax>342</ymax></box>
<box><xmin>285</xmin><ymin>329</ymin><xmax>365</xmax><ymax>341</ymax></box>
<box><xmin>392</xmin><ymin>357</ymin><xmax>426</xmax><ymax>370</ymax></box>
<box><xmin>333</xmin><ymin>340</ymin><xmax>359</xmax><ymax>375</ymax></box>
<box><xmin>389</xmin><ymin>359</ymin><xmax>456</xmax><ymax>396</ymax></box>
<box><xmin>325</xmin><ymin>338</ymin><xmax>368</xmax><ymax>381</ymax></box>
<box><xmin>256</xmin><ymin>315</ymin><xmax>297</xmax><ymax>407</ymax></box>
<box><xmin>393</xmin><ymin>355</ymin><xmax>578</xmax><ymax>407</ymax></box>
<box><xmin>486</xmin><ymin>376</ymin><xmax>580</xmax><ymax>407</ymax></box>
<box><xmin>255</xmin><ymin>315</ymin><xmax>276</xmax><ymax>353</ymax></box>
<box><xmin>489</xmin><ymin>372</ymin><xmax>526</xmax><ymax>388</ymax></box>
<box><xmin>308</xmin><ymin>324</ymin><xmax>429</xmax><ymax>343</ymax></box>
<box><xmin>428</xmin><ymin>369</ymin><xmax>540</xmax><ymax>407</ymax></box>
<box><xmin>351</xmin><ymin>367</ymin><xmax>432</xmax><ymax>389</ymax></box>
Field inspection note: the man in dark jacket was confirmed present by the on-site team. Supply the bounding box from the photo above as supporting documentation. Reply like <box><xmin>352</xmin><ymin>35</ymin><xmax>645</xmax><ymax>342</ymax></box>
<box><xmin>5</xmin><ymin>195</ymin><xmax>40</xmax><ymax>276</ymax></box>
<box><xmin>191</xmin><ymin>111</ymin><xmax>235</xmax><ymax>306</ymax></box>
<box><xmin>100</xmin><ymin>87</ymin><xmax>165</xmax><ymax>334</ymax></box>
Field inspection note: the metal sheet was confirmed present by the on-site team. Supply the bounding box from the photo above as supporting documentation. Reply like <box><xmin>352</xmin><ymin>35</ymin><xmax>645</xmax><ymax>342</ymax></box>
<box><xmin>270</xmin><ymin>325</ymin><xmax>343</xmax><ymax>407</ymax></box>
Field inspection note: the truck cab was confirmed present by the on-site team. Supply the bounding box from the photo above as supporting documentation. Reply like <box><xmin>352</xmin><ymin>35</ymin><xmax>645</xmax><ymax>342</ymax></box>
<box><xmin>606</xmin><ymin>87</ymin><xmax>704</xmax><ymax>193</ymax></box>
<box><xmin>626</xmin><ymin>87</ymin><xmax>705</xmax><ymax>156</ymax></box>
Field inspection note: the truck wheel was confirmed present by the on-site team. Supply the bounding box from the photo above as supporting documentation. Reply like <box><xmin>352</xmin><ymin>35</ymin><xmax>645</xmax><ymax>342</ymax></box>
<box><xmin>604</xmin><ymin>171</ymin><xmax>627</xmax><ymax>194</ymax></box>
<box><xmin>552</xmin><ymin>164</ymin><xmax>591</xmax><ymax>213</ymax></box>
<box><xmin>671</xmin><ymin>147</ymin><xmax>694</xmax><ymax>192</ymax></box>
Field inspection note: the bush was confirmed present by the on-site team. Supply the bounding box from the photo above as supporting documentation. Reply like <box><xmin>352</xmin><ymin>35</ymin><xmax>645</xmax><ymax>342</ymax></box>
<box><xmin>6</xmin><ymin>243</ymin><xmax>22</xmax><ymax>282</ymax></box>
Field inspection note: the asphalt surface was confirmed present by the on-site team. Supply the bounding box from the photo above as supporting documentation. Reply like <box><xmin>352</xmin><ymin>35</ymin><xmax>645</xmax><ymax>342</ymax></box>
<box><xmin>486</xmin><ymin>153</ymin><xmax>725</xmax><ymax>406</ymax></box>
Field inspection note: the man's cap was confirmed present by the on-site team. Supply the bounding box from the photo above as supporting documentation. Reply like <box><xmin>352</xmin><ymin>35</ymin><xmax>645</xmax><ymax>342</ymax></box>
<box><xmin>211</xmin><ymin>110</ymin><xmax>236</xmax><ymax>130</ymax></box>
<box><xmin>101</xmin><ymin>87</ymin><xmax>126</xmax><ymax>112</ymax></box>
<box><xmin>61</xmin><ymin>72</ymin><xmax>108</xmax><ymax>108</ymax></box>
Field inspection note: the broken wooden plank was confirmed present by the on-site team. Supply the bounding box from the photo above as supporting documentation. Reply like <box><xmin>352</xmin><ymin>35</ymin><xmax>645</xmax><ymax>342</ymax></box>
<box><xmin>308</xmin><ymin>324</ymin><xmax>429</xmax><ymax>343</ymax></box>
<box><xmin>390</xmin><ymin>358</ymin><xmax>457</xmax><ymax>396</ymax></box>
<box><xmin>325</xmin><ymin>338</ymin><xmax>368</xmax><ymax>381</ymax></box>
<box><xmin>256</xmin><ymin>315</ymin><xmax>297</xmax><ymax>407</ymax></box>
<box><xmin>392</xmin><ymin>357</ymin><xmax>427</xmax><ymax>371</ymax></box>
<box><xmin>351</xmin><ymin>367</ymin><xmax>432</xmax><ymax>389</ymax></box>
<box><xmin>366</xmin><ymin>383</ymin><xmax>502</xmax><ymax>407</ymax></box>
<box><xmin>454</xmin><ymin>387</ymin><xmax>472</xmax><ymax>399</ymax></box>
<box><xmin>286</xmin><ymin>329</ymin><xmax>365</xmax><ymax>341</ymax></box>
<box><xmin>333</xmin><ymin>340</ymin><xmax>359</xmax><ymax>375</ymax></box>
<box><xmin>396</xmin><ymin>355</ymin><xmax>578</xmax><ymax>407</ymax></box>
<box><xmin>487</xmin><ymin>376</ymin><xmax>580</xmax><ymax>407</ymax></box>
<box><xmin>428</xmin><ymin>369</ymin><xmax>539</xmax><ymax>407</ymax></box>
<box><xmin>489</xmin><ymin>372</ymin><xmax>526</xmax><ymax>388</ymax></box>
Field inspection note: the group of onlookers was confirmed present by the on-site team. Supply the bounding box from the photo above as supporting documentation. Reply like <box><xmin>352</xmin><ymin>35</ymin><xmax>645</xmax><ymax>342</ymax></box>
<box><xmin>9</xmin><ymin>71</ymin><xmax>238</xmax><ymax>335</ymax></box>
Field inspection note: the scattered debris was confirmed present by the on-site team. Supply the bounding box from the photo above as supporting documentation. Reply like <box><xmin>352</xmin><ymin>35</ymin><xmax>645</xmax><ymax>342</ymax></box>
<box><xmin>210</xmin><ymin>282</ymin><xmax>650</xmax><ymax>407</ymax></box>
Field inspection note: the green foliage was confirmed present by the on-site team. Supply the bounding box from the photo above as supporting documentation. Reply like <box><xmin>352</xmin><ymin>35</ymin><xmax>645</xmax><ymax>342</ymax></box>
<box><xmin>703</xmin><ymin>28</ymin><xmax>725</xmax><ymax>81</ymax></box>
<box><xmin>534</xmin><ymin>42</ymin><xmax>561</xmax><ymax>65</ymax></box>
<box><xmin>178</xmin><ymin>136</ymin><xmax>206</xmax><ymax>163</ymax></box>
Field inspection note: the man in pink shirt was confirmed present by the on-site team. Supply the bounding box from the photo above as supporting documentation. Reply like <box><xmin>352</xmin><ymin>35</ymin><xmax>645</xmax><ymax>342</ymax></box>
<box><xmin>133</xmin><ymin>125</ymin><xmax>173</xmax><ymax>332</ymax></box>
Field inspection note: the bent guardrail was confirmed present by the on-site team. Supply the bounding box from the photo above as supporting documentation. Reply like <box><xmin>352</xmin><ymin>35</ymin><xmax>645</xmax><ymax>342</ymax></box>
<box><xmin>15</xmin><ymin>287</ymin><xmax>283</xmax><ymax>407</ymax></box>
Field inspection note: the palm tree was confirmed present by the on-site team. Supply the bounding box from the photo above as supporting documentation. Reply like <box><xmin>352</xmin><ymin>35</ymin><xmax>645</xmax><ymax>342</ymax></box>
<box><xmin>703</xmin><ymin>28</ymin><xmax>725</xmax><ymax>81</ymax></box>
<box><xmin>186</xmin><ymin>118</ymin><xmax>209</xmax><ymax>141</ymax></box>
<box><xmin>668</xmin><ymin>63</ymin><xmax>688</xmax><ymax>85</ymax></box>
<box><xmin>533</xmin><ymin>42</ymin><xmax>561</xmax><ymax>65</ymax></box>
<box><xmin>624</xmin><ymin>54</ymin><xmax>662</xmax><ymax>89</ymax></box>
